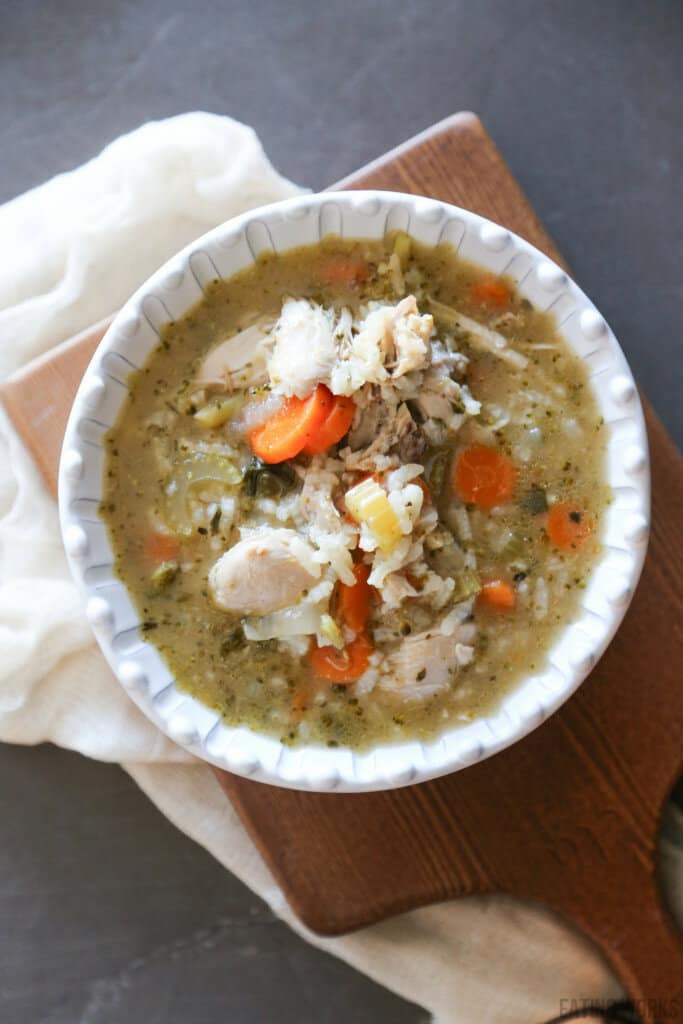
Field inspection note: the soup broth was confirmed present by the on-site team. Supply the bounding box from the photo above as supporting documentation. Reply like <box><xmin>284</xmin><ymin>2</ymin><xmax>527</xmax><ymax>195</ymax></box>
<box><xmin>102</xmin><ymin>234</ymin><xmax>609</xmax><ymax>749</ymax></box>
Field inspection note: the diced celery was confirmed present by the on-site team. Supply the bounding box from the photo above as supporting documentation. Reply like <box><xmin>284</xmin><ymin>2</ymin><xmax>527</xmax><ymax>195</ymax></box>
<box><xmin>452</xmin><ymin>568</ymin><xmax>481</xmax><ymax>602</ymax></box>
<box><xmin>319</xmin><ymin>614</ymin><xmax>345</xmax><ymax>650</ymax></box>
<box><xmin>194</xmin><ymin>395</ymin><xmax>243</xmax><ymax>428</ymax></box>
<box><xmin>167</xmin><ymin>453</ymin><xmax>242</xmax><ymax>535</ymax></box>
<box><xmin>345</xmin><ymin>478</ymin><xmax>402</xmax><ymax>554</ymax></box>
<box><xmin>149</xmin><ymin>560</ymin><xmax>178</xmax><ymax>592</ymax></box>
<box><xmin>393</xmin><ymin>231</ymin><xmax>412</xmax><ymax>269</ymax></box>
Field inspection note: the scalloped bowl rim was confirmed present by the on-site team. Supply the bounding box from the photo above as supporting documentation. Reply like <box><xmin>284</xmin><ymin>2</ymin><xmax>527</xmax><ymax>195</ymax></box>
<box><xmin>58</xmin><ymin>190</ymin><xmax>650</xmax><ymax>792</ymax></box>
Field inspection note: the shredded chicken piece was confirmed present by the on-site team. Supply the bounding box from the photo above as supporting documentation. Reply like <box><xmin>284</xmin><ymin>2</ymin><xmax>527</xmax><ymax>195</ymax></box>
<box><xmin>416</xmin><ymin>390</ymin><xmax>455</xmax><ymax>424</ymax></box>
<box><xmin>391</xmin><ymin>295</ymin><xmax>434</xmax><ymax>376</ymax></box>
<box><xmin>428</xmin><ymin>299</ymin><xmax>528</xmax><ymax>370</ymax></box>
<box><xmin>343</xmin><ymin>395</ymin><xmax>423</xmax><ymax>471</ymax></box>
<box><xmin>330</xmin><ymin>294</ymin><xmax>434</xmax><ymax>395</ymax></box>
<box><xmin>346</xmin><ymin>385</ymin><xmax>384</xmax><ymax>449</ymax></box>
<box><xmin>380</xmin><ymin>625</ymin><xmax>474</xmax><ymax>700</ymax></box>
<box><xmin>268</xmin><ymin>299</ymin><xmax>337</xmax><ymax>398</ymax></box>
<box><xmin>196</xmin><ymin>320</ymin><xmax>272</xmax><ymax>391</ymax></box>
<box><xmin>209</xmin><ymin>528</ymin><xmax>320</xmax><ymax>615</ymax></box>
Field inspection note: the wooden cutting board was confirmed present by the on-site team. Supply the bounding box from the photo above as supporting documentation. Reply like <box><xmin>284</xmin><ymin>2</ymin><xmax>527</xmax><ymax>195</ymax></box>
<box><xmin>2</xmin><ymin>113</ymin><xmax>682</xmax><ymax>1023</ymax></box>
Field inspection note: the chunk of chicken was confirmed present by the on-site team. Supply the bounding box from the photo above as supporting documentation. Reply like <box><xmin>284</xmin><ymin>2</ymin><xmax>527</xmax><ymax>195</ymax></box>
<box><xmin>333</xmin><ymin>306</ymin><xmax>392</xmax><ymax>394</ymax></box>
<box><xmin>393</xmin><ymin>402</ymin><xmax>427</xmax><ymax>462</ymax></box>
<box><xmin>391</xmin><ymin>295</ymin><xmax>434</xmax><ymax>376</ymax></box>
<box><xmin>415</xmin><ymin>389</ymin><xmax>456</xmax><ymax>424</ymax></box>
<box><xmin>209</xmin><ymin>528</ymin><xmax>320</xmax><ymax>616</ymax></box>
<box><xmin>196</xmin><ymin>321</ymin><xmax>272</xmax><ymax>392</ymax></box>
<box><xmin>330</xmin><ymin>295</ymin><xmax>434</xmax><ymax>396</ymax></box>
<box><xmin>264</xmin><ymin>295</ymin><xmax>434</xmax><ymax>399</ymax></box>
<box><xmin>346</xmin><ymin>385</ymin><xmax>382</xmax><ymax>450</ymax></box>
<box><xmin>380</xmin><ymin>623</ymin><xmax>475</xmax><ymax>700</ymax></box>
<box><xmin>343</xmin><ymin>400</ymin><xmax>423</xmax><ymax>472</ymax></box>
<box><xmin>268</xmin><ymin>299</ymin><xmax>337</xmax><ymax>398</ymax></box>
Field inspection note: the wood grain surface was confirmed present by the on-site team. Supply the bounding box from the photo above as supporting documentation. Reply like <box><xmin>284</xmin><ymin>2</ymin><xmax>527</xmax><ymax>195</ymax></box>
<box><xmin>0</xmin><ymin>317</ymin><xmax>111</xmax><ymax>492</ymax></box>
<box><xmin>2</xmin><ymin>113</ymin><xmax>682</xmax><ymax>1022</ymax></box>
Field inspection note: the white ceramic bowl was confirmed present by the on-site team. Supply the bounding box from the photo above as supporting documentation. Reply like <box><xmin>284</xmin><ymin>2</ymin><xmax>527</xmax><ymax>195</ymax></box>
<box><xmin>58</xmin><ymin>190</ymin><xmax>650</xmax><ymax>792</ymax></box>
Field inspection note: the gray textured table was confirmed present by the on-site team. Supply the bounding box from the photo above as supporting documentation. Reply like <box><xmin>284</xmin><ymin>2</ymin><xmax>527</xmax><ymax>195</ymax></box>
<box><xmin>1</xmin><ymin>2</ymin><xmax>681</xmax><ymax>1022</ymax></box>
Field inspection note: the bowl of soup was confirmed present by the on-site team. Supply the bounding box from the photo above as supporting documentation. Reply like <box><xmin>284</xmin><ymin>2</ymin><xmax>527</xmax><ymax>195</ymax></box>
<box><xmin>58</xmin><ymin>191</ymin><xmax>649</xmax><ymax>791</ymax></box>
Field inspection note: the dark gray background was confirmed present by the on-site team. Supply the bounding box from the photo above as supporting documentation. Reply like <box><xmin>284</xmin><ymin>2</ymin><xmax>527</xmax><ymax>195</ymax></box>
<box><xmin>1</xmin><ymin>1</ymin><xmax>681</xmax><ymax>1022</ymax></box>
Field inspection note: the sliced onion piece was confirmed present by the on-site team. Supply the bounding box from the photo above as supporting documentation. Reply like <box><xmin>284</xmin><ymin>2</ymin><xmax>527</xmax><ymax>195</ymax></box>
<box><xmin>428</xmin><ymin>299</ymin><xmax>528</xmax><ymax>370</ymax></box>
<box><xmin>234</xmin><ymin>391</ymin><xmax>285</xmax><ymax>434</ymax></box>
<box><xmin>167</xmin><ymin>453</ymin><xmax>242</xmax><ymax>534</ymax></box>
<box><xmin>242</xmin><ymin>602</ymin><xmax>323</xmax><ymax>642</ymax></box>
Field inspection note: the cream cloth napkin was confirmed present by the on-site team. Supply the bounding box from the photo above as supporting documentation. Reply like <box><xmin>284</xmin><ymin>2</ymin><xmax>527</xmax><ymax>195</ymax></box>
<box><xmin>1</xmin><ymin>112</ymin><xmax>680</xmax><ymax>1023</ymax></box>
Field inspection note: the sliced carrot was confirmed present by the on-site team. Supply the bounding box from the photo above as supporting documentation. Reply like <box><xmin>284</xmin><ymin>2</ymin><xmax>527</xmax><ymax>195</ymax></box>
<box><xmin>144</xmin><ymin>531</ymin><xmax>180</xmax><ymax>564</ymax></box>
<box><xmin>337</xmin><ymin>563</ymin><xmax>371</xmax><ymax>633</ymax></box>
<box><xmin>302</xmin><ymin>394</ymin><xmax>356</xmax><ymax>455</ymax></box>
<box><xmin>454</xmin><ymin>445</ymin><xmax>516</xmax><ymax>508</ymax></box>
<box><xmin>546</xmin><ymin>503</ymin><xmax>593</xmax><ymax>550</ymax></box>
<box><xmin>319</xmin><ymin>260</ymin><xmax>369</xmax><ymax>287</ymax></box>
<box><xmin>477</xmin><ymin>578</ymin><xmax>516</xmax><ymax>611</ymax></box>
<box><xmin>248</xmin><ymin>384</ymin><xmax>333</xmax><ymax>464</ymax></box>
<box><xmin>308</xmin><ymin>633</ymin><xmax>373</xmax><ymax>684</ymax></box>
<box><xmin>470</xmin><ymin>277</ymin><xmax>511</xmax><ymax>308</ymax></box>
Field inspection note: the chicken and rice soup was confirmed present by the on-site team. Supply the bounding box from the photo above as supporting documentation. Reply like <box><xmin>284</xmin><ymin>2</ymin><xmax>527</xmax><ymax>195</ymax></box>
<box><xmin>102</xmin><ymin>234</ymin><xmax>610</xmax><ymax>749</ymax></box>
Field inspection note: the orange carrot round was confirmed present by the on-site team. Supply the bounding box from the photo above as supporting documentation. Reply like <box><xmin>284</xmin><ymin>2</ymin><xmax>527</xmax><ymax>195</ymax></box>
<box><xmin>546</xmin><ymin>503</ymin><xmax>593</xmax><ymax>550</ymax></box>
<box><xmin>477</xmin><ymin>578</ymin><xmax>516</xmax><ymax>611</ymax></box>
<box><xmin>470</xmin><ymin>277</ymin><xmax>511</xmax><ymax>308</ymax></box>
<box><xmin>308</xmin><ymin>633</ymin><xmax>372</xmax><ymax>684</ymax></box>
<box><xmin>454</xmin><ymin>445</ymin><xmax>516</xmax><ymax>508</ymax></box>
<box><xmin>320</xmin><ymin>261</ymin><xmax>369</xmax><ymax>287</ymax></box>
<box><xmin>248</xmin><ymin>384</ymin><xmax>333</xmax><ymax>464</ymax></box>
<box><xmin>303</xmin><ymin>394</ymin><xmax>356</xmax><ymax>455</ymax></box>
<box><xmin>337</xmin><ymin>563</ymin><xmax>371</xmax><ymax>633</ymax></box>
<box><xmin>144</xmin><ymin>531</ymin><xmax>180</xmax><ymax>564</ymax></box>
